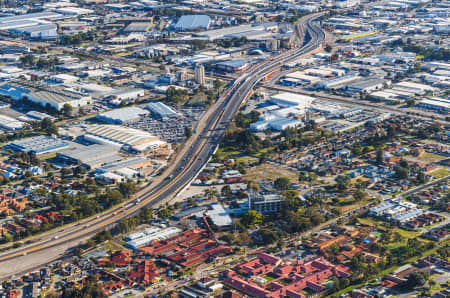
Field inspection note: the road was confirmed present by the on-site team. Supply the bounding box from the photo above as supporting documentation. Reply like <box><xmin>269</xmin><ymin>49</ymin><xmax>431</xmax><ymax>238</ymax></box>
<box><xmin>0</xmin><ymin>14</ymin><xmax>327</xmax><ymax>281</ymax></box>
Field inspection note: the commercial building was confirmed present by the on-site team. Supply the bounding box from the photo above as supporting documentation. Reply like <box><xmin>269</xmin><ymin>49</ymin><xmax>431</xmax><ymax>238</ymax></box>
<box><xmin>57</xmin><ymin>144</ymin><xmax>121</xmax><ymax>169</ymax></box>
<box><xmin>216</xmin><ymin>60</ymin><xmax>249</xmax><ymax>73</ymax></box>
<box><xmin>174</xmin><ymin>15</ymin><xmax>211</xmax><ymax>31</ymax></box>
<box><xmin>6</xmin><ymin>135</ymin><xmax>69</xmax><ymax>155</ymax></box>
<box><xmin>85</xmin><ymin>125</ymin><xmax>166</xmax><ymax>152</ymax></box>
<box><xmin>249</xmin><ymin>193</ymin><xmax>283</xmax><ymax>213</ymax></box>
<box><xmin>96</xmin><ymin>107</ymin><xmax>149</xmax><ymax>124</ymax></box>
<box><xmin>146</xmin><ymin>102</ymin><xmax>180</xmax><ymax>119</ymax></box>
<box><xmin>194</xmin><ymin>64</ymin><xmax>205</xmax><ymax>85</ymax></box>
<box><xmin>126</xmin><ymin>227</ymin><xmax>181</xmax><ymax>249</ymax></box>
<box><xmin>205</xmin><ymin>203</ymin><xmax>232</xmax><ymax>229</ymax></box>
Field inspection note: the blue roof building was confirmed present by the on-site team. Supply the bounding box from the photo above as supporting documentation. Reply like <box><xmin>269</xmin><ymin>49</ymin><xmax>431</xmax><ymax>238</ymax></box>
<box><xmin>0</xmin><ymin>83</ymin><xmax>30</xmax><ymax>101</ymax></box>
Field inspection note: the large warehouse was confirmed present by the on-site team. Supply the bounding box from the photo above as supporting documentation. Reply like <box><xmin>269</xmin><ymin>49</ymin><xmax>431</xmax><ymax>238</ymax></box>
<box><xmin>96</xmin><ymin>107</ymin><xmax>149</xmax><ymax>124</ymax></box>
<box><xmin>6</xmin><ymin>135</ymin><xmax>69</xmax><ymax>155</ymax></box>
<box><xmin>57</xmin><ymin>144</ymin><xmax>121</xmax><ymax>169</ymax></box>
<box><xmin>268</xmin><ymin>93</ymin><xmax>315</xmax><ymax>109</ymax></box>
<box><xmin>146</xmin><ymin>102</ymin><xmax>180</xmax><ymax>119</ymax></box>
<box><xmin>0</xmin><ymin>81</ymin><xmax>91</xmax><ymax>111</ymax></box>
<box><xmin>85</xmin><ymin>125</ymin><xmax>166</xmax><ymax>153</ymax></box>
<box><xmin>174</xmin><ymin>15</ymin><xmax>211</xmax><ymax>31</ymax></box>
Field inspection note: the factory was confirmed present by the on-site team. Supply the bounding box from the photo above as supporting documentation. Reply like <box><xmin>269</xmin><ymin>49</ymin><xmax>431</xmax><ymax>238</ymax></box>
<box><xmin>174</xmin><ymin>15</ymin><xmax>211</xmax><ymax>31</ymax></box>
<box><xmin>6</xmin><ymin>135</ymin><xmax>69</xmax><ymax>155</ymax></box>
<box><xmin>146</xmin><ymin>102</ymin><xmax>180</xmax><ymax>119</ymax></box>
<box><xmin>57</xmin><ymin>144</ymin><xmax>121</xmax><ymax>169</ymax></box>
<box><xmin>96</xmin><ymin>107</ymin><xmax>149</xmax><ymax>124</ymax></box>
<box><xmin>95</xmin><ymin>157</ymin><xmax>153</xmax><ymax>178</ymax></box>
<box><xmin>85</xmin><ymin>125</ymin><xmax>166</xmax><ymax>153</ymax></box>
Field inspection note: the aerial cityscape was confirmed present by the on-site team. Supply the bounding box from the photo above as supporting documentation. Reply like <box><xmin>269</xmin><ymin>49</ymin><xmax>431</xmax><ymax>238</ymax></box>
<box><xmin>0</xmin><ymin>0</ymin><xmax>448</xmax><ymax>297</ymax></box>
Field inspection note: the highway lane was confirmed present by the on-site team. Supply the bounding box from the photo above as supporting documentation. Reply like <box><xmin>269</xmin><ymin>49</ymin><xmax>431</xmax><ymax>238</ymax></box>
<box><xmin>0</xmin><ymin>15</ymin><xmax>326</xmax><ymax>280</ymax></box>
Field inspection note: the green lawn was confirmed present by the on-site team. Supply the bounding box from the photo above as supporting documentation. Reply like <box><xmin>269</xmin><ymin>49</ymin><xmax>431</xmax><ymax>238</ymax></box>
<box><xmin>417</xmin><ymin>152</ymin><xmax>447</xmax><ymax>163</ymax></box>
<box><xmin>428</xmin><ymin>168</ymin><xmax>450</xmax><ymax>179</ymax></box>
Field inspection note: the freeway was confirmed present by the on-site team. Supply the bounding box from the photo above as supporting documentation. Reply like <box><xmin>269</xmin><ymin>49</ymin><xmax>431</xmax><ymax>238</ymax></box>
<box><xmin>0</xmin><ymin>14</ymin><xmax>326</xmax><ymax>280</ymax></box>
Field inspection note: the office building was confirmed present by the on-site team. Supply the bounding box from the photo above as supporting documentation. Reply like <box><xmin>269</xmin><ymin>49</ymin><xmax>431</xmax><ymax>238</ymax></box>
<box><xmin>194</xmin><ymin>64</ymin><xmax>205</xmax><ymax>85</ymax></box>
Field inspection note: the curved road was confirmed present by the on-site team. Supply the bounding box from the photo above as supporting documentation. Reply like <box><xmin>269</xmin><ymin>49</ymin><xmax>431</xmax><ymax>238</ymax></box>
<box><xmin>0</xmin><ymin>14</ymin><xmax>326</xmax><ymax>281</ymax></box>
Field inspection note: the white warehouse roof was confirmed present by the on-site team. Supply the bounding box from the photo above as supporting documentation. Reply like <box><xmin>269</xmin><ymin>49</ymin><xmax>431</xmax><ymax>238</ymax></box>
<box><xmin>269</xmin><ymin>92</ymin><xmax>315</xmax><ymax>107</ymax></box>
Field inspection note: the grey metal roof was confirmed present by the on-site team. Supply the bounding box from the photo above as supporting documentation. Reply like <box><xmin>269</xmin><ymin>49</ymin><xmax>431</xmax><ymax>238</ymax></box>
<box><xmin>175</xmin><ymin>15</ymin><xmax>211</xmax><ymax>31</ymax></box>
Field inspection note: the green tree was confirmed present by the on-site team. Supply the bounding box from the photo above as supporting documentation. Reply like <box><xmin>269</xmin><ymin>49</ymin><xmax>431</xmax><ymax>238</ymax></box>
<box><xmin>62</xmin><ymin>103</ymin><xmax>73</xmax><ymax>117</ymax></box>
<box><xmin>241</xmin><ymin>210</ymin><xmax>262</xmax><ymax>227</ymax></box>
<box><xmin>375</xmin><ymin>149</ymin><xmax>384</xmax><ymax>165</ymax></box>
<box><xmin>184</xmin><ymin>126</ymin><xmax>193</xmax><ymax>138</ymax></box>
<box><xmin>274</xmin><ymin>177</ymin><xmax>291</xmax><ymax>190</ymax></box>
<box><xmin>335</xmin><ymin>175</ymin><xmax>350</xmax><ymax>191</ymax></box>
<box><xmin>221</xmin><ymin>185</ymin><xmax>233</xmax><ymax>200</ymax></box>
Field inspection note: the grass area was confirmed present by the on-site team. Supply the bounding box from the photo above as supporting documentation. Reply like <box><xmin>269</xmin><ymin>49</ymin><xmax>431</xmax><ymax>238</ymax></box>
<box><xmin>188</xmin><ymin>92</ymin><xmax>207</xmax><ymax>106</ymax></box>
<box><xmin>213</xmin><ymin>147</ymin><xmax>241</xmax><ymax>161</ymax></box>
<box><xmin>428</xmin><ymin>168</ymin><xmax>450</xmax><ymax>179</ymax></box>
<box><xmin>263</xmin><ymin>274</ymin><xmax>276</xmax><ymax>282</ymax></box>
<box><xmin>417</xmin><ymin>152</ymin><xmax>447</xmax><ymax>163</ymax></box>
<box><xmin>244</xmin><ymin>163</ymin><xmax>298</xmax><ymax>181</ymax></box>
<box><xmin>39</xmin><ymin>153</ymin><xmax>57</xmax><ymax>161</ymax></box>
<box><xmin>101</xmin><ymin>240</ymin><xmax>128</xmax><ymax>252</ymax></box>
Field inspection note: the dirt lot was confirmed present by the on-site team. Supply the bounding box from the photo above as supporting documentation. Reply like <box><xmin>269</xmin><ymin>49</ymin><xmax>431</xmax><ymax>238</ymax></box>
<box><xmin>244</xmin><ymin>163</ymin><xmax>298</xmax><ymax>181</ymax></box>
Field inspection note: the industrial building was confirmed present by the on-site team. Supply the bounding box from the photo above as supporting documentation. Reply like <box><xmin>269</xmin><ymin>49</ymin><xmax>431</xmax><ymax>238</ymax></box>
<box><xmin>314</xmin><ymin>74</ymin><xmax>361</xmax><ymax>90</ymax></box>
<box><xmin>105</xmin><ymin>88</ymin><xmax>145</xmax><ymax>102</ymax></box>
<box><xmin>85</xmin><ymin>125</ymin><xmax>166</xmax><ymax>152</ymax></box>
<box><xmin>96</xmin><ymin>107</ymin><xmax>149</xmax><ymax>124</ymax></box>
<box><xmin>0</xmin><ymin>12</ymin><xmax>63</xmax><ymax>40</ymax></box>
<box><xmin>6</xmin><ymin>135</ymin><xmax>69</xmax><ymax>155</ymax></box>
<box><xmin>0</xmin><ymin>115</ymin><xmax>25</xmax><ymax>131</ymax></box>
<box><xmin>174</xmin><ymin>15</ymin><xmax>211</xmax><ymax>31</ymax></box>
<box><xmin>57</xmin><ymin>144</ymin><xmax>121</xmax><ymax>169</ymax></box>
<box><xmin>268</xmin><ymin>92</ymin><xmax>314</xmax><ymax>109</ymax></box>
<box><xmin>416</xmin><ymin>98</ymin><xmax>450</xmax><ymax>114</ymax></box>
<box><xmin>344</xmin><ymin>77</ymin><xmax>386</xmax><ymax>94</ymax></box>
<box><xmin>96</xmin><ymin>157</ymin><xmax>152</xmax><ymax>177</ymax></box>
<box><xmin>0</xmin><ymin>81</ymin><xmax>90</xmax><ymax>111</ymax></box>
<box><xmin>146</xmin><ymin>102</ymin><xmax>180</xmax><ymax>119</ymax></box>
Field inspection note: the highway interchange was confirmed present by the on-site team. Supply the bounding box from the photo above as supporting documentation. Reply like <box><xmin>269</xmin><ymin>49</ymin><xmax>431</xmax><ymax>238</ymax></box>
<box><xmin>0</xmin><ymin>14</ymin><xmax>326</xmax><ymax>280</ymax></box>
